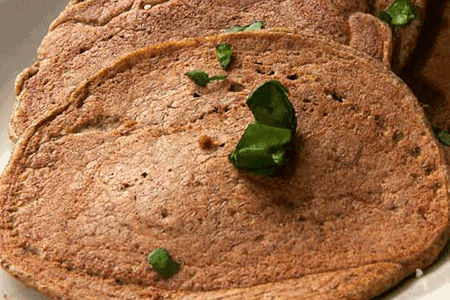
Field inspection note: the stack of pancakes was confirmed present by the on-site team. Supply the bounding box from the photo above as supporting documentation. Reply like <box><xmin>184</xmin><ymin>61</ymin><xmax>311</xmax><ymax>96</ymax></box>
<box><xmin>2</xmin><ymin>1</ymin><xmax>449</xmax><ymax>299</ymax></box>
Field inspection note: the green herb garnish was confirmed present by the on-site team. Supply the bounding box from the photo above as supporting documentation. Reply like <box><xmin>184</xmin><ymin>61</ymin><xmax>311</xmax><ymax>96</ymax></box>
<box><xmin>433</xmin><ymin>126</ymin><xmax>450</xmax><ymax>147</ymax></box>
<box><xmin>216</xmin><ymin>43</ymin><xmax>233</xmax><ymax>70</ymax></box>
<box><xmin>229</xmin><ymin>80</ymin><xmax>297</xmax><ymax>176</ymax></box>
<box><xmin>437</xmin><ymin>130</ymin><xmax>450</xmax><ymax>146</ymax></box>
<box><xmin>378</xmin><ymin>0</ymin><xmax>418</xmax><ymax>26</ymax></box>
<box><xmin>229</xmin><ymin>123</ymin><xmax>294</xmax><ymax>175</ymax></box>
<box><xmin>147</xmin><ymin>248</ymin><xmax>180</xmax><ymax>279</ymax></box>
<box><xmin>247</xmin><ymin>80</ymin><xmax>297</xmax><ymax>131</ymax></box>
<box><xmin>185</xmin><ymin>70</ymin><xmax>227</xmax><ymax>87</ymax></box>
<box><xmin>227</xmin><ymin>21</ymin><xmax>263</xmax><ymax>33</ymax></box>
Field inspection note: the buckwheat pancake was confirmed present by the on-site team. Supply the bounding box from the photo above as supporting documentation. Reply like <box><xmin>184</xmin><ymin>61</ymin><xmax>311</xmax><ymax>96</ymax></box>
<box><xmin>9</xmin><ymin>0</ymin><xmax>424</xmax><ymax>142</ymax></box>
<box><xmin>1</xmin><ymin>31</ymin><xmax>448</xmax><ymax>300</ymax></box>
<box><xmin>401</xmin><ymin>0</ymin><xmax>450</xmax><ymax>164</ymax></box>
<box><xmin>373</xmin><ymin>0</ymin><xmax>427</xmax><ymax>73</ymax></box>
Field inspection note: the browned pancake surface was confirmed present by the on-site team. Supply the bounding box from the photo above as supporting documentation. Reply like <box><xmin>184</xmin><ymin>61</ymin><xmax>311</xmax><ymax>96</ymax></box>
<box><xmin>11</xmin><ymin>0</ymin><xmax>426</xmax><ymax>142</ymax></box>
<box><xmin>10</xmin><ymin>0</ymin><xmax>359</xmax><ymax>141</ymax></box>
<box><xmin>1</xmin><ymin>31</ymin><xmax>448</xmax><ymax>299</ymax></box>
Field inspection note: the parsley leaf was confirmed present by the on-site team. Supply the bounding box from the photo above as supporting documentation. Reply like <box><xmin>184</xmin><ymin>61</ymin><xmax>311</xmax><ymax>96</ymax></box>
<box><xmin>247</xmin><ymin>80</ymin><xmax>297</xmax><ymax>131</ymax></box>
<box><xmin>433</xmin><ymin>125</ymin><xmax>450</xmax><ymax>147</ymax></box>
<box><xmin>378</xmin><ymin>0</ymin><xmax>418</xmax><ymax>26</ymax></box>
<box><xmin>229</xmin><ymin>123</ymin><xmax>294</xmax><ymax>175</ymax></box>
<box><xmin>229</xmin><ymin>80</ymin><xmax>297</xmax><ymax>176</ymax></box>
<box><xmin>437</xmin><ymin>130</ymin><xmax>450</xmax><ymax>146</ymax></box>
<box><xmin>185</xmin><ymin>70</ymin><xmax>227</xmax><ymax>87</ymax></box>
<box><xmin>227</xmin><ymin>21</ymin><xmax>263</xmax><ymax>33</ymax></box>
<box><xmin>147</xmin><ymin>248</ymin><xmax>180</xmax><ymax>279</ymax></box>
<box><xmin>216</xmin><ymin>43</ymin><xmax>233</xmax><ymax>70</ymax></box>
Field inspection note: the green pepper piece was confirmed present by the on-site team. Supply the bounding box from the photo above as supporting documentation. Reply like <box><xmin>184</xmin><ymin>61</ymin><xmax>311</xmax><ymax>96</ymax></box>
<box><xmin>378</xmin><ymin>0</ymin><xmax>418</xmax><ymax>26</ymax></box>
<box><xmin>246</xmin><ymin>80</ymin><xmax>297</xmax><ymax>131</ymax></box>
<box><xmin>216</xmin><ymin>43</ymin><xmax>233</xmax><ymax>70</ymax></box>
<box><xmin>147</xmin><ymin>248</ymin><xmax>180</xmax><ymax>279</ymax></box>
<box><xmin>229</xmin><ymin>123</ymin><xmax>293</xmax><ymax>175</ymax></box>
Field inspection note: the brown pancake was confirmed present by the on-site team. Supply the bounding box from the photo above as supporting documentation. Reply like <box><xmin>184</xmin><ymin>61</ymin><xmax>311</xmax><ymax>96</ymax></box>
<box><xmin>372</xmin><ymin>0</ymin><xmax>428</xmax><ymax>72</ymax></box>
<box><xmin>1</xmin><ymin>31</ymin><xmax>448</xmax><ymax>300</ymax></box>
<box><xmin>399</xmin><ymin>0</ymin><xmax>450</xmax><ymax>162</ymax></box>
<box><xmin>9</xmin><ymin>0</ymin><xmax>423</xmax><ymax>142</ymax></box>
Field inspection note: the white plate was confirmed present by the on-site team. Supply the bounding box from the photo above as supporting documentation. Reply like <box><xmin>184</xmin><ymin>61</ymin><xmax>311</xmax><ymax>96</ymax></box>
<box><xmin>0</xmin><ymin>1</ymin><xmax>449</xmax><ymax>299</ymax></box>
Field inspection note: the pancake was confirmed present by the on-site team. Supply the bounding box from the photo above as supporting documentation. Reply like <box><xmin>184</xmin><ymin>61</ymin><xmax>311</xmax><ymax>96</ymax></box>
<box><xmin>371</xmin><ymin>0</ymin><xmax>427</xmax><ymax>72</ymax></box>
<box><xmin>400</xmin><ymin>0</ymin><xmax>450</xmax><ymax>163</ymax></box>
<box><xmin>1</xmin><ymin>31</ymin><xmax>448</xmax><ymax>300</ymax></box>
<box><xmin>9</xmin><ymin>0</ymin><xmax>423</xmax><ymax>142</ymax></box>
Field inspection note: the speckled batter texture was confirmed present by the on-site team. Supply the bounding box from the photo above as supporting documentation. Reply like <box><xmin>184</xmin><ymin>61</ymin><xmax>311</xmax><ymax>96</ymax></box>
<box><xmin>1</xmin><ymin>31</ymin><xmax>449</xmax><ymax>300</ymax></box>
<box><xmin>9</xmin><ymin>0</ymin><xmax>425</xmax><ymax>142</ymax></box>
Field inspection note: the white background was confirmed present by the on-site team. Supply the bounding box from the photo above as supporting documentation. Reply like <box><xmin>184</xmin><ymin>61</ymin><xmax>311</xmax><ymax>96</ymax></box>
<box><xmin>0</xmin><ymin>1</ymin><xmax>449</xmax><ymax>299</ymax></box>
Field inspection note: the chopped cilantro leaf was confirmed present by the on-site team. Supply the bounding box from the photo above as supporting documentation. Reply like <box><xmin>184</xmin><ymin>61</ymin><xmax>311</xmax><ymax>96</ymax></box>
<box><xmin>216</xmin><ymin>43</ymin><xmax>233</xmax><ymax>70</ymax></box>
<box><xmin>227</xmin><ymin>21</ymin><xmax>263</xmax><ymax>33</ymax></box>
<box><xmin>229</xmin><ymin>80</ymin><xmax>297</xmax><ymax>176</ymax></box>
<box><xmin>378</xmin><ymin>0</ymin><xmax>418</xmax><ymax>26</ymax></box>
<box><xmin>247</xmin><ymin>80</ymin><xmax>297</xmax><ymax>131</ymax></box>
<box><xmin>147</xmin><ymin>248</ymin><xmax>180</xmax><ymax>279</ymax></box>
<box><xmin>185</xmin><ymin>70</ymin><xmax>227</xmax><ymax>87</ymax></box>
